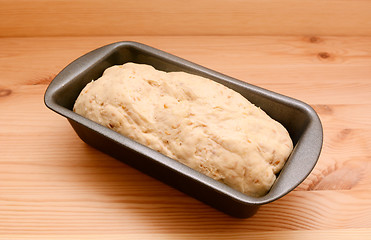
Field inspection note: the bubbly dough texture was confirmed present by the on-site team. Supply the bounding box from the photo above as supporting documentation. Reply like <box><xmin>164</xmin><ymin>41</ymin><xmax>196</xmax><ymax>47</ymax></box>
<box><xmin>73</xmin><ymin>62</ymin><xmax>293</xmax><ymax>197</ymax></box>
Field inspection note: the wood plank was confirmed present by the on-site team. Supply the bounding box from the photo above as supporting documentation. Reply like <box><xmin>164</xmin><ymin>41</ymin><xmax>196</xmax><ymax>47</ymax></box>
<box><xmin>1</xmin><ymin>0</ymin><xmax>371</xmax><ymax>37</ymax></box>
<box><xmin>0</xmin><ymin>187</ymin><xmax>370</xmax><ymax>234</ymax></box>
<box><xmin>1</xmin><ymin>229</ymin><xmax>371</xmax><ymax>240</ymax></box>
<box><xmin>1</xmin><ymin>36</ymin><xmax>371</xmax><ymax>105</ymax></box>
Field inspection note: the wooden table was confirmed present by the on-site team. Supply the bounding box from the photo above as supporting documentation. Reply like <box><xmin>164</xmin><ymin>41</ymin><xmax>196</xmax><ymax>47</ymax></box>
<box><xmin>1</xmin><ymin>35</ymin><xmax>370</xmax><ymax>239</ymax></box>
<box><xmin>1</xmin><ymin>0</ymin><xmax>371</xmax><ymax>238</ymax></box>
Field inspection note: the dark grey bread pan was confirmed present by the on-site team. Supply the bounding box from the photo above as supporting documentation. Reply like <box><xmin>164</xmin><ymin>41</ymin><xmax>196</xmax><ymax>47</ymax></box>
<box><xmin>44</xmin><ymin>41</ymin><xmax>323</xmax><ymax>218</ymax></box>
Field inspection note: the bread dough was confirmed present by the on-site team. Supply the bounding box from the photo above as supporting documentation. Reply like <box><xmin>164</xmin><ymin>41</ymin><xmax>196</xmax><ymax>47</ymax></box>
<box><xmin>73</xmin><ymin>62</ymin><xmax>293</xmax><ymax>197</ymax></box>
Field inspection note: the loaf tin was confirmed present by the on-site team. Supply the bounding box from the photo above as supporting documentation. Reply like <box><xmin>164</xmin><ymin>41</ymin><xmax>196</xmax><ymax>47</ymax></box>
<box><xmin>44</xmin><ymin>41</ymin><xmax>323</xmax><ymax>218</ymax></box>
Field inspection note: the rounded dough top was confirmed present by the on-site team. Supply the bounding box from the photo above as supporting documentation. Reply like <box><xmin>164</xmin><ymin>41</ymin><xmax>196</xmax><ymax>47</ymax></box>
<box><xmin>73</xmin><ymin>62</ymin><xmax>293</xmax><ymax>197</ymax></box>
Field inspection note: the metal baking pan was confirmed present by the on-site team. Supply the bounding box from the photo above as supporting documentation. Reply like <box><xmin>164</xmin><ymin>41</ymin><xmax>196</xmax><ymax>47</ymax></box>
<box><xmin>44</xmin><ymin>41</ymin><xmax>323</xmax><ymax>218</ymax></box>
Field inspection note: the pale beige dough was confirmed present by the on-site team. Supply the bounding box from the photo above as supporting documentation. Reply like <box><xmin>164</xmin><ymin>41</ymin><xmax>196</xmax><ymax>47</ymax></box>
<box><xmin>73</xmin><ymin>62</ymin><xmax>293</xmax><ymax>197</ymax></box>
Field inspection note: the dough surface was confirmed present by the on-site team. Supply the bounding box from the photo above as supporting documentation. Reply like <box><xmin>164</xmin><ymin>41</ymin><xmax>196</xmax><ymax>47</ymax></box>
<box><xmin>73</xmin><ymin>62</ymin><xmax>293</xmax><ymax>197</ymax></box>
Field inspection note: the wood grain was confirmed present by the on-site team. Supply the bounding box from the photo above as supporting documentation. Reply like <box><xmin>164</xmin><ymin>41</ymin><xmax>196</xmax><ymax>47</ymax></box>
<box><xmin>1</xmin><ymin>0</ymin><xmax>371</xmax><ymax>37</ymax></box>
<box><xmin>1</xmin><ymin>36</ymin><xmax>371</xmax><ymax>105</ymax></box>
<box><xmin>2</xmin><ymin>229</ymin><xmax>371</xmax><ymax>240</ymax></box>
<box><xmin>0</xmin><ymin>36</ymin><xmax>371</xmax><ymax>238</ymax></box>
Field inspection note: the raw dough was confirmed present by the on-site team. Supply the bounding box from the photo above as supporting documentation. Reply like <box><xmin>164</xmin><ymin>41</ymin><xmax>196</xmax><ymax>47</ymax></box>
<box><xmin>73</xmin><ymin>62</ymin><xmax>293</xmax><ymax>197</ymax></box>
